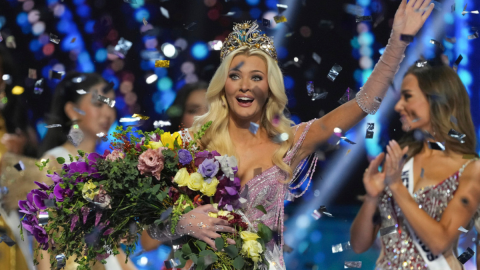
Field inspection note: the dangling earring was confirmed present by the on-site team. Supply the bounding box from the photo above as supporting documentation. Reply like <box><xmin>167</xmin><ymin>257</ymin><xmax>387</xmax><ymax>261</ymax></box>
<box><xmin>67</xmin><ymin>120</ymin><xmax>84</xmax><ymax>147</ymax></box>
<box><xmin>221</xmin><ymin>97</ymin><xmax>226</xmax><ymax>107</ymax></box>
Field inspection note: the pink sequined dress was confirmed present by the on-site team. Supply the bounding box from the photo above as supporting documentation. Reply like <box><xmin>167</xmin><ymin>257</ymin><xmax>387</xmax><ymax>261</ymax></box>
<box><xmin>376</xmin><ymin>158</ymin><xmax>480</xmax><ymax>270</ymax></box>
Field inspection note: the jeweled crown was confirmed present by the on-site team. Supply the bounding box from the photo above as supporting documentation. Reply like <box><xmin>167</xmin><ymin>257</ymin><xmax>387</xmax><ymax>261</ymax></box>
<box><xmin>220</xmin><ymin>21</ymin><xmax>277</xmax><ymax>62</ymax></box>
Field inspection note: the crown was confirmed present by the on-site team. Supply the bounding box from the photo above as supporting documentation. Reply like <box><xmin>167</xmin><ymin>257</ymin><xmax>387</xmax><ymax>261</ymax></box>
<box><xmin>220</xmin><ymin>21</ymin><xmax>277</xmax><ymax>62</ymax></box>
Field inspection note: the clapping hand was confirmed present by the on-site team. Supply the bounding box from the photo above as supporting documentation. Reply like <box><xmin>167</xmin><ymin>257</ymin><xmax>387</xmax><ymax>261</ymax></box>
<box><xmin>392</xmin><ymin>0</ymin><xmax>435</xmax><ymax>36</ymax></box>
<box><xmin>384</xmin><ymin>140</ymin><xmax>409</xmax><ymax>186</ymax></box>
<box><xmin>363</xmin><ymin>152</ymin><xmax>387</xmax><ymax>200</ymax></box>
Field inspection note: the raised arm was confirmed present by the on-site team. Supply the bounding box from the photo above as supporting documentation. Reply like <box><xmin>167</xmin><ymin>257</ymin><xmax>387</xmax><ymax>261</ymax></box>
<box><xmin>296</xmin><ymin>0</ymin><xmax>434</xmax><ymax>160</ymax></box>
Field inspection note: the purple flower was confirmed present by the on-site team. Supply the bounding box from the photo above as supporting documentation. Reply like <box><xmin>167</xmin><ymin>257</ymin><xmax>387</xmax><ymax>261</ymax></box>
<box><xmin>81</xmin><ymin>206</ymin><xmax>90</xmax><ymax>224</ymax></box>
<box><xmin>95</xmin><ymin>211</ymin><xmax>102</xmax><ymax>226</ymax></box>
<box><xmin>149</xmin><ymin>133</ymin><xmax>161</xmax><ymax>142</ymax></box>
<box><xmin>70</xmin><ymin>215</ymin><xmax>79</xmax><ymax>232</ymax></box>
<box><xmin>96</xmin><ymin>253</ymin><xmax>110</xmax><ymax>261</ymax></box>
<box><xmin>214</xmin><ymin>176</ymin><xmax>241</xmax><ymax>210</ymax></box>
<box><xmin>53</xmin><ymin>184</ymin><xmax>73</xmax><ymax>202</ymax></box>
<box><xmin>194</xmin><ymin>150</ymin><xmax>221</xmax><ymax>168</ymax></box>
<box><xmin>21</xmin><ymin>215</ymin><xmax>38</xmax><ymax>234</ymax></box>
<box><xmin>19</xmin><ymin>200</ymin><xmax>36</xmax><ymax>215</ymax></box>
<box><xmin>46</xmin><ymin>172</ymin><xmax>62</xmax><ymax>185</ymax></box>
<box><xmin>32</xmin><ymin>225</ymin><xmax>49</xmax><ymax>250</ymax></box>
<box><xmin>34</xmin><ymin>181</ymin><xmax>50</xmax><ymax>190</ymax></box>
<box><xmin>178</xmin><ymin>149</ymin><xmax>193</xmax><ymax>165</ymax></box>
<box><xmin>103</xmin><ymin>228</ymin><xmax>114</xmax><ymax>236</ymax></box>
<box><xmin>198</xmin><ymin>159</ymin><xmax>220</xmax><ymax>183</ymax></box>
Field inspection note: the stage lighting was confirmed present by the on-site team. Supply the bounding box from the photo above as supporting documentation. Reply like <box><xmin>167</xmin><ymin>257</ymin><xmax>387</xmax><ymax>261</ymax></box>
<box><xmin>191</xmin><ymin>42</ymin><xmax>209</xmax><ymax>60</ymax></box>
<box><xmin>146</xmin><ymin>74</ymin><xmax>158</xmax><ymax>84</ymax></box>
<box><xmin>157</xmin><ymin>77</ymin><xmax>173</xmax><ymax>91</ymax></box>
<box><xmin>161</xmin><ymin>43</ymin><xmax>177</xmax><ymax>58</ymax></box>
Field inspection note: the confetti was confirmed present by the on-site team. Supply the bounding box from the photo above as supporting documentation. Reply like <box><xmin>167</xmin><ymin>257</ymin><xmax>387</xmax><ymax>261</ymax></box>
<box><xmin>6</xmin><ymin>36</ymin><xmax>16</xmax><ymax>48</ymax></box>
<box><xmin>76</xmin><ymin>89</ymin><xmax>87</xmax><ymax>95</ymax></box>
<box><xmin>341</xmin><ymin>137</ymin><xmax>356</xmax><ymax>144</ymax></box>
<box><xmin>113</xmin><ymin>37</ymin><xmax>133</xmax><ymax>58</ymax></box>
<box><xmin>356</xmin><ymin>15</ymin><xmax>372</xmax><ymax>22</ymax></box>
<box><xmin>366</xmin><ymin>123</ymin><xmax>374</xmax><ymax>139</ymax></box>
<box><xmin>96</xmin><ymin>132</ymin><xmax>108</xmax><ymax>142</ymax></box>
<box><xmin>462</xmin><ymin>10</ymin><xmax>479</xmax><ymax>15</ymax></box>
<box><xmin>420</xmin><ymin>168</ymin><xmax>425</xmax><ymax>178</ymax></box>
<box><xmin>415</xmin><ymin>60</ymin><xmax>428</xmax><ymax>67</ymax></box>
<box><xmin>312</xmin><ymin>52</ymin><xmax>321</xmax><ymax>64</ymax></box>
<box><xmin>120</xmin><ymin>117</ymin><xmax>141</xmax><ymax>122</ymax></box>
<box><xmin>430</xmin><ymin>39</ymin><xmax>445</xmax><ymax>51</ymax></box>
<box><xmin>28</xmin><ymin>68</ymin><xmax>37</xmax><ymax>79</ymax></box>
<box><xmin>273</xmin><ymin>15</ymin><xmax>287</xmax><ymax>23</ymax></box>
<box><xmin>311</xmin><ymin>90</ymin><xmax>328</xmax><ymax>101</ymax></box>
<box><xmin>344</xmin><ymin>261</ymin><xmax>362</xmax><ymax>268</ymax></box>
<box><xmin>345</xmin><ymin>149</ymin><xmax>352</xmax><ymax>156</ymax></box>
<box><xmin>43</xmin><ymin>199</ymin><xmax>56</xmax><ymax>208</ymax></box>
<box><xmin>67</xmin><ymin>126</ymin><xmax>84</xmax><ymax>147</ymax></box>
<box><xmin>273</xmin><ymin>133</ymin><xmax>289</xmax><ymax>143</ymax></box>
<box><xmin>379</xmin><ymin>225</ymin><xmax>397</xmax><ymax>236</ymax></box>
<box><xmin>56</xmin><ymin>254</ymin><xmax>66</xmax><ymax>269</ymax></box>
<box><xmin>457</xmin><ymin>247</ymin><xmax>475</xmax><ymax>264</ymax></box>
<box><xmin>427</xmin><ymin>141</ymin><xmax>445</xmax><ymax>151</ymax></box>
<box><xmin>284</xmin><ymin>191</ymin><xmax>295</xmax><ymax>201</ymax></box>
<box><xmin>184</xmin><ymin>22</ymin><xmax>197</xmax><ymax>31</ymax></box>
<box><xmin>46</xmin><ymin>124</ymin><xmax>62</xmax><ymax>128</ymax></box>
<box><xmin>445</xmin><ymin>36</ymin><xmax>456</xmax><ymax>44</ymax></box>
<box><xmin>458</xmin><ymin>226</ymin><xmax>469</xmax><ymax>233</ymax></box>
<box><xmin>49</xmin><ymin>33</ymin><xmax>60</xmax><ymax>44</ymax></box>
<box><xmin>0</xmin><ymin>186</ymin><xmax>8</xmax><ymax>196</ymax></box>
<box><xmin>208</xmin><ymin>40</ymin><xmax>223</xmax><ymax>51</ymax></box>
<box><xmin>160</xmin><ymin>7</ymin><xmax>170</xmax><ymax>19</ymax></box>
<box><xmin>38</xmin><ymin>211</ymin><xmax>49</xmax><ymax>226</ymax></box>
<box><xmin>153</xmin><ymin>120</ymin><xmax>171</xmax><ymax>128</ymax></box>
<box><xmin>33</xmin><ymin>79</ymin><xmax>44</xmax><ymax>94</ymax></box>
<box><xmin>400</xmin><ymin>34</ymin><xmax>414</xmax><ymax>43</ymax></box>
<box><xmin>306</xmin><ymin>81</ymin><xmax>314</xmax><ymax>96</ymax></box>
<box><xmin>97</xmin><ymin>95</ymin><xmax>116</xmax><ymax>108</ymax></box>
<box><xmin>338</xmin><ymin>87</ymin><xmax>356</xmax><ymax>104</ymax></box>
<box><xmin>450</xmin><ymin>115</ymin><xmax>458</xmax><ymax>125</ymax></box>
<box><xmin>73</xmin><ymin>107</ymin><xmax>86</xmax><ymax>116</ymax></box>
<box><xmin>249</xmin><ymin>122</ymin><xmax>259</xmax><ymax>135</ymax></box>
<box><xmin>0</xmin><ymin>233</ymin><xmax>16</xmax><ymax>247</ymax></box>
<box><xmin>277</xmin><ymin>4</ymin><xmax>288</xmax><ymax>14</ymax></box>
<box><xmin>13</xmin><ymin>161</ymin><xmax>25</xmax><ymax>171</ymax></box>
<box><xmin>222</xmin><ymin>12</ymin><xmax>235</xmax><ymax>16</ymax></box>
<box><xmin>462</xmin><ymin>154</ymin><xmax>476</xmax><ymax>159</ymax></box>
<box><xmin>132</xmin><ymin>114</ymin><xmax>150</xmax><ymax>120</ymax></box>
<box><xmin>332</xmin><ymin>241</ymin><xmax>351</xmax><ymax>253</ymax></box>
<box><xmin>155</xmin><ymin>60</ymin><xmax>170</xmax><ymax>68</ymax></box>
<box><xmin>453</xmin><ymin>54</ymin><xmax>463</xmax><ymax>71</ymax></box>
<box><xmin>327</xmin><ymin>64</ymin><xmax>342</xmax><ymax>81</ymax></box>
<box><xmin>283</xmin><ymin>244</ymin><xmax>294</xmax><ymax>253</ymax></box>
<box><xmin>142</xmin><ymin>18</ymin><xmax>147</xmax><ymax>26</ymax></box>
<box><xmin>312</xmin><ymin>205</ymin><xmax>333</xmax><ymax>220</ymax></box>
<box><xmin>262</xmin><ymin>18</ymin><xmax>271</xmax><ymax>27</ymax></box>
<box><xmin>72</xmin><ymin>75</ymin><xmax>86</xmax><ymax>83</ymax></box>
<box><xmin>49</xmin><ymin>70</ymin><xmax>65</xmax><ymax>80</ymax></box>
<box><xmin>164</xmin><ymin>259</ymin><xmax>181</xmax><ymax>269</ymax></box>
<box><xmin>467</xmin><ymin>31</ymin><xmax>479</xmax><ymax>40</ymax></box>
<box><xmin>448</xmin><ymin>129</ymin><xmax>466</xmax><ymax>143</ymax></box>
<box><xmin>70</xmin><ymin>37</ymin><xmax>76</xmax><ymax>43</ymax></box>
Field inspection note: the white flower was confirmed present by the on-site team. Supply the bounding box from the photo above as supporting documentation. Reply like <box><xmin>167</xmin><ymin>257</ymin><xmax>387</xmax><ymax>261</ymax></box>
<box><xmin>215</xmin><ymin>155</ymin><xmax>238</xmax><ymax>181</ymax></box>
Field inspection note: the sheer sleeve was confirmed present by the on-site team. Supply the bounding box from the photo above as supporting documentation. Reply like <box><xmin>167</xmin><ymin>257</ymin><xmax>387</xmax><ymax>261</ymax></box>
<box><xmin>356</xmin><ymin>30</ymin><xmax>408</xmax><ymax>115</ymax></box>
<box><xmin>146</xmin><ymin>218</ymin><xmax>187</xmax><ymax>245</ymax></box>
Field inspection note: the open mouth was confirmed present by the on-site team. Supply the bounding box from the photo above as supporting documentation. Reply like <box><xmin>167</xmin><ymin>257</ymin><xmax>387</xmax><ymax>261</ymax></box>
<box><xmin>236</xmin><ymin>97</ymin><xmax>254</xmax><ymax>104</ymax></box>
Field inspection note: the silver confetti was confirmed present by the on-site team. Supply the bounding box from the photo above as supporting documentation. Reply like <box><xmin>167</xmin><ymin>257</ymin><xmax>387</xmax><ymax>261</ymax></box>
<box><xmin>34</xmin><ymin>79</ymin><xmax>44</xmax><ymax>94</ymax></box>
<box><xmin>327</xmin><ymin>64</ymin><xmax>342</xmax><ymax>81</ymax></box>
<box><xmin>379</xmin><ymin>225</ymin><xmax>397</xmax><ymax>236</ymax></box>
<box><xmin>46</xmin><ymin>124</ymin><xmax>62</xmax><ymax>128</ymax></box>
<box><xmin>366</xmin><ymin>123</ymin><xmax>374</xmax><ymax>139</ymax></box>
<box><xmin>430</xmin><ymin>39</ymin><xmax>445</xmax><ymax>51</ymax></box>
<box><xmin>458</xmin><ymin>226</ymin><xmax>468</xmax><ymax>233</ymax></box>
<box><xmin>344</xmin><ymin>261</ymin><xmax>362</xmax><ymax>268</ymax></box>
<box><xmin>160</xmin><ymin>7</ymin><xmax>170</xmax><ymax>18</ymax></box>
<box><xmin>332</xmin><ymin>241</ymin><xmax>351</xmax><ymax>253</ymax></box>
<box><xmin>338</xmin><ymin>87</ymin><xmax>356</xmax><ymax>104</ymax></box>
<box><xmin>73</xmin><ymin>107</ymin><xmax>86</xmax><ymax>116</ymax></box>
<box><xmin>49</xmin><ymin>33</ymin><xmax>60</xmax><ymax>44</ymax></box>
<box><xmin>0</xmin><ymin>233</ymin><xmax>16</xmax><ymax>247</ymax></box>
<box><xmin>312</xmin><ymin>52</ymin><xmax>321</xmax><ymax>64</ymax></box>
<box><xmin>67</xmin><ymin>127</ymin><xmax>84</xmax><ymax>147</ymax></box>
<box><xmin>249</xmin><ymin>122</ymin><xmax>259</xmax><ymax>135</ymax></box>
<box><xmin>355</xmin><ymin>15</ymin><xmax>372</xmax><ymax>22</ymax></box>
<box><xmin>457</xmin><ymin>247</ymin><xmax>474</xmax><ymax>264</ymax></box>
<box><xmin>97</xmin><ymin>95</ymin><xmax>116</xmax><ymax>108</ymax></box>
<box><xmin>448</xmin><ymin>129</ymin><xmax>466</xmax><ymax>143</ymax></box>
<box><xmin>56</xmin><ymin>254</ymin><xmax>66</xmax><ymax>269</ymax></box>
<box><xmin>120</xmin><ymin>117</ymin><xmax>141</xmax><ymax>122</ymax></box>
<box><xmin>72</xmin><ymin>75</ymin><xmax>86</xmax><ymax>83</ymax></box>
<box><xmin>467</xmin><ymin>32</ymin><xmax>479</xmax><ymax>40</ymax></box>
<box><xmin>113</xmin><ymin>37</ymin><xmax>133</xmax><ymax>58</ymax></box>
<box><xmin>14</xmin><ymin>161</ymin><xmax>25</xmax><ymax>171</ymax></box>
<box><xmin>164</xmin><ymin>259</ymin><xmax>181</xmax><ymax>268</ymax></box>
<box><xmin>428</xmin><ymin>141</ymin><xmax>445</xmax><ymax>151</ymax></box>
<box><xmin>415</xmin><ymin>60</ymin><xmax>428</xmax><ymax>67</ymax></box>
<box><xmin>76</xmin><ymin>89</ymin><xmax>87</xmax><ymax>95</ymax></box>
<box><xmin>96</xmin><ymin>132</ymin><xmax>108</xmax><ymax>142</ymax></box>
<box><xmin>153</xmin><ymin>120</ymin><xmax>171</xmax><ymax>128</ymax></box>
<box><xmin>38</xmin><ymin>212</ymin><xmax>49</xmax><ymax>226</ymax></box>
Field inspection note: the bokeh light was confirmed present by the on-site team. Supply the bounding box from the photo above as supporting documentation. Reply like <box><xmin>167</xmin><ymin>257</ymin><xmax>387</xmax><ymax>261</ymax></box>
<box><xmin>191</xmin><ymin>42</ymin><xmax>209</xmax><ymax>60</ymax></box>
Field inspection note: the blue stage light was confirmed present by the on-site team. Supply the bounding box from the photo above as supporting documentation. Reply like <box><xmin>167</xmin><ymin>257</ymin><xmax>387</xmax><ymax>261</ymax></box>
<box><xmin>30</xmin><ymin>39</ymin><xmax>42</xmax><ymax>51</ymax></box>
<box><xmin>76</xmin><ymin>4</ymin><xmax>91</xmax><ymax>18</ymax></box>
<box><xmin>358</xmin><ymin>32</ymin><xmax>374</xmax><ymax>46</ymax></box>
<box><xmin>155</xmin><ymin>66</ymin><xmax>168</xmax><ymax>78</ymax></box>
<box><xmin>36</xmin><ymin>119</ymin><xmax>48</xmax><ymax>140</ymax></box>
<box><xmin>95</xmin><ymin>48</ymin><xmax>108</xmax><ymax>63</ymax></box>
<box><xmin>157</xmin><ymin>77</ymin><xmax>173</xmax><ymax>92</ymax></box>
<box><xmin>277</xmin><ymin>46</ymin><xmax>288</xmax><ymax>59</ymax></box>
<box><xmin>290</xmin><ymin>115</ymin><xmax>301</xmax><ymax>125</ymax></box>
<box><xmin>140</xmin><ymin>60</ymin><xmax>155</xmax><ymax>71</ymax></box>
<box><xmin>357</xmin><ymin>0</ymin><xmax>371</xmax><ymax>7</ymax></box>
<box><xmin>57</xmin><ymin>19</ymin><xmax>74</xmax><ymax>34</ymax></box>
<box><xmin>134</xmin><ymin>8</ymin><xmax>149</xmax><ymax>23</ymax></box>
<box><xmin>309</xmin><ymin>230</ymin><xmax>322</xmax><ymax>243</ymax></box>
<box><xmin>154</xmin><ymin>89</ymin><xmax>176</xmax><ymax>114</ymax></box>
<box><xmin>246</xmin><ymin>0</ymin><xmax>260</xmax><ymax>6</ymax></box>
<box><xmin>176</xmin><ymin>80</ymin><xmax>186</xmax><ymax>90</ymax></box>
<box><xmin>249</xmin><ymin>8</ymin><xmax>262</xmax><ymax>19</ymax></box>
<box><xmin>191</xmin><ymin>42</ymin><xmax>209</xmax><ymax>60</ymax></box>
<box><xmin>458</xmin><ymin>69</ymin><xmax>472</xmax><ymax>87</ymax></box>
<box><xmin>265</xmin><ymin>0</ymin><xmax>277</xmax><ymax>9</ymax></box>
<box><xmin>85</xmin><ymin>20</ymin><xmax>95</xmax><ymax>33</ymax></box>
<box><xmin>284</xmin><ymin>75</ymin><xmax>294</xmax><ymax>90</ymax></box>
<box><xmin>16</xmin><ymin>12</ymin><xmax>28</xmax><ymax>26</ymax></box>
<box><xmin>115</xmin><ymin>97</ymin><xmax>126</xmax><ymax>110</ymax></box>
<box><xmin>0</xmin><ymin>16</ymin><xmax>6</xmax><ymax>30</ymax></box>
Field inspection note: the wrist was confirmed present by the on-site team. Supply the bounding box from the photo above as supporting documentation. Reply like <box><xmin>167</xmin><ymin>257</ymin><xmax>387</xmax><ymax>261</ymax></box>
<box><xmin>364</xmin><ymin>194</ymin><xmax>379</xmax><ymax>203</ymax></box>
<box><xmin>388</xmin><ymin>180</ymin><xmax>404</xmax><ymax>193</ymax></box>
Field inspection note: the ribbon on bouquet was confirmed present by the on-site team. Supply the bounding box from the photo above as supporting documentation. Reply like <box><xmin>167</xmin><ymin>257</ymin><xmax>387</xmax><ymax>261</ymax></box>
<box><xmin>400</xmin><ymin>158</ymin><xmax>451</xmax><ymax>270</ymax></box>
<box><xmin>235</xmin><ymin>210</ymin><xmax>285</xmax><ymax>270</ymax></box>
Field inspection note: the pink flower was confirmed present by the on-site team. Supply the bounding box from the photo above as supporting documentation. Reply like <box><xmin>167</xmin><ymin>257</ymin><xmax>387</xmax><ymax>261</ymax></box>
<box><xmin>137</xmin><ymin>148</ymin><xmax>166</xmax><ymax>180</ymax></box>
<box><xmin>105</xmin><ymin>149</ymin><xmax>125</xmax><ymax>161</ymax></box>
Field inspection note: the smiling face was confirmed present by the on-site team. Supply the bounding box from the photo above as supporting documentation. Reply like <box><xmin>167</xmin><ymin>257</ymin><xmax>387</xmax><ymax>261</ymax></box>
<box><xmin>224</xmin><ymin>54</ymin><xmax>269</xmax><ymax>123</ymax></box>
<box><xmin>67</xmin><ymin>82</ymin><xmax>116</xmax><ymax>137</ymax></box>
<box><xmin>394</xmin><ymin>74</ymin><xmax>432</xmax><ymax>132</ymax></box>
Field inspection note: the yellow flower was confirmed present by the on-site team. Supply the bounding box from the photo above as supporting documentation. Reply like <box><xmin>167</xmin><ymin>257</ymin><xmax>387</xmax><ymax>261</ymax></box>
<box><xmin>82</xmin><ymin>180</ymin><xmax>99</xmax><ymax>201</ymax></box>
<box><xmin>218</xmin><ymin>210</ymin><xmax>234</xmax><ymax>221</ymax></box>
<box><xmin>208</xmin><ymin>212</ymin><xmax>218</xmax><ymax>218</ymax></box>
<box><xmin>241</xmin><ymin>240</ymin><xmax>263</xmax><ymax>262</ymax></box>
<box><xmin>160</xmin><ymin>132</ymin><xmax>182</xmax><ymax>150</ymax></box>
<box><xmin>240</xmin><ymin>231</ymin><xmax>260</xmax><ymax>241</ymax></box>
<box><xmin>145</xmin><ymin>141</ymin><xmax>163</xmax><ymax>149</ymax></box>
<box><xmin>187</xmin><ymin>172</ymin><xmax>204</xmax><ymax>191</ymax></box>
<box><xmin>173</xmin><ymin>168</ymin><xmax>190</xmax><ymax>187</ymax></box>
<box><xmin>200</xmin><ymin>177</ymin><xmax>219</xmax><ymax>197</ymax></box>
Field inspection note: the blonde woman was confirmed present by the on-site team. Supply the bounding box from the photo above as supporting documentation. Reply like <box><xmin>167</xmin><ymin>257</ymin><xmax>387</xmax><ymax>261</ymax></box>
<box><xmin>350</xmin><ymin>63</ymin><xmax>480</xmax><ymax>270</ymax></box>
<box><xmin>146</xmin><ymin>0</ymin><xmax>434</xmax><ymax>268</ymax></box>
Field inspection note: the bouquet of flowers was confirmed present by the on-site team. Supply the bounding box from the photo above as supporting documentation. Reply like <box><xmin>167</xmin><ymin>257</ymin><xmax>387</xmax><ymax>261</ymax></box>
<box><xmin>19</xmin><ymin>123</ymin><xmax>204</xmax><ymax>269</ymax></box>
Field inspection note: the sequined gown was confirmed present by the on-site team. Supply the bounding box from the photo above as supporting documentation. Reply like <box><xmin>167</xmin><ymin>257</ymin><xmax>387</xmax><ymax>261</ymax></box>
<box><xmin>376</xmin><ymin>159</ymin><xmax>480</xmax><ymax>270</ymax></box>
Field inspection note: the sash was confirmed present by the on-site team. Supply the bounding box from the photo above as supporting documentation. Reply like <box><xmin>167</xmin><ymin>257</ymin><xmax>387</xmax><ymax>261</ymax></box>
<box><xmin>401</xmin><ymin>158</ymin><xmax>451</xmax><ymax>270</ymax></box>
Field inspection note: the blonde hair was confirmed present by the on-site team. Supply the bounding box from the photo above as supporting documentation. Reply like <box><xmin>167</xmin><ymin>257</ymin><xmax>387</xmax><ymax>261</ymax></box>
<box><xmin>191</xmin><ymin>47</ymin><xmax>295</xmax><ymax>180</ymax></box>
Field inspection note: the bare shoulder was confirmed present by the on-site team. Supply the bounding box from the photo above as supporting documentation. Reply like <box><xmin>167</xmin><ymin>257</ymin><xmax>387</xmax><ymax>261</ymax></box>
<box><xmin>291</xmin><ymin>122</ymin><xmax>307</xmax><ymax>142</ymax></box>
<box><xmin>461</xmin><ymin>159</ymin><xmax>480</xmax><ymax>181</ymax></box>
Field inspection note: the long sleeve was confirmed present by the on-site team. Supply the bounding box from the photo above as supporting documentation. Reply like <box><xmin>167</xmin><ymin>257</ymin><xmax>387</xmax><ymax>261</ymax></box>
<box><xmin>146</xmin><ymin>218</ymin><xmax>186</xmax><ymax>245</ymax></box>
<box><xmin>356</xmin><ymin>31</ymin><xmax>408</xmax><ymax>115</ymax></box>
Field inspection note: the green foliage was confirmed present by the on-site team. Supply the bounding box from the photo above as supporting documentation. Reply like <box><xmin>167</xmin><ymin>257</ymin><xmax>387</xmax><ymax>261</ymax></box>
<box><xmin>257</xmin><ymin>223</ymin><xmax>273</xmax><ymax>243</ymax></box>
<box><xmin>254</xmin><ymin>205</ymin><xmax>267</xmax><ymax>215</ymax></box>
<box><xmin>224</xmin><ymin>245</ymin><xmax>239</xmax><ymax>258</ymax></box>
<box><xmin>35</xmin><ymin>159</ymin><xmax>49</xmax><ymax>171</ymax></box>
<box><xmin>233</xmin><ymin>256</ymin><xmax>245</xmax><ymax>270</ymax></box>
<box><xmin>214</xmin><ymin>237</ymin><xmax>224</xmax><ymax>251</ymax></box>
<box><xmin>56</xmin><ymin>157</ymin><xmax>65</xmax><ymax>164</ymax></box>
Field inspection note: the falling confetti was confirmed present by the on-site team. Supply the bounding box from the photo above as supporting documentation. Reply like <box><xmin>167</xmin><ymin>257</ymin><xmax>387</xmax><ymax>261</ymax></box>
<box><xmin>262</xmin><ymin>18</ymin><xmax>271</xmax><ymax>27</ymax></box>
<box><xmin>457</xmin><ymin>247</ymin><xmax>475</xmax><ymax>264</ymax></box>
<box><xmin>355</xmin><ymin>15</ymin><xmax>372</xmax><ymax>22</ymax></box>
<box><xmin>160</xmin><ymin>7</ymin><xmax>170</xmax><ymax>18</ymax></box>
<box><xmin>273</xmin><ymin>15</ymin><xmax>287</xmax><ymax>23</ymax></box>
<box><xmin>34</xmin><ymin>79</ymin><xmax>44</xmax><ymax>94</ymax></box>
<box><xmin>448</xmin><ymin>129</ymin><xmax>466</xmax><ymax>143</ymax></box>
<box><xmin>327</xmin><ymin>64</ymin><xmax>342</xmax><ymax>81</ymax></box>
<box><xmin>332</xmin><ymin>241</ymin><xmax>351</xmax><ymax>253</ymax></box>
<box><xmin>49</xmin><ymin>70</ymin><xmax>65</xmax><ymax>80</ymax></box>
<box><xmin>249</xmin><ymin>122</ymin><xmax>259</xmax><ymax>135</ymax></box>
<box><xmin>13</xmin><ymin>161</ymin><xmax>25</xmax><ymax>171</ymax></box>
<box><xmin>458</xmin><ymin>226</ymin><xmax>469</xmax><ymax>233</ymax></box>
<box><xmin>344</xmin><ymin>261</ymin><xmax>362</xmax><ymax>268</ymax></box>
<box><xmin>366</xmin><ymin>123</ymin><xmax>374</xmax><ymax>139</ymax></box>
<box><xmin>46</xmin><ymin>124</ymin><xmax>62</xmax><ymax>128</ymax></box>
<box><xmin>70</xmin><ymin>37</ymin><xmax>76</xmax><ymax>43</ymax></box>
<box><xmin>430</xmin><ymin>39</ymin><xmax>445</xmax><ymax>51</ymax></box>
<box><xmin>379</xmin><ymin>225</ymin><xmax>397</xmax><ymax>236</ymax></box>
<box><xmin>113</xmin><ymin>37</ymin><xmax>133</xmax><ymax>58</ymax></box>
<box><xmin>155</xmin><ymin>60</ymin><xmax>170</xmax><ymax>68</ymax></box>
<box><xmin>49</xmin><ymin>33</ymin><xmax>60</xmax><ymax>44</ymax></box>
